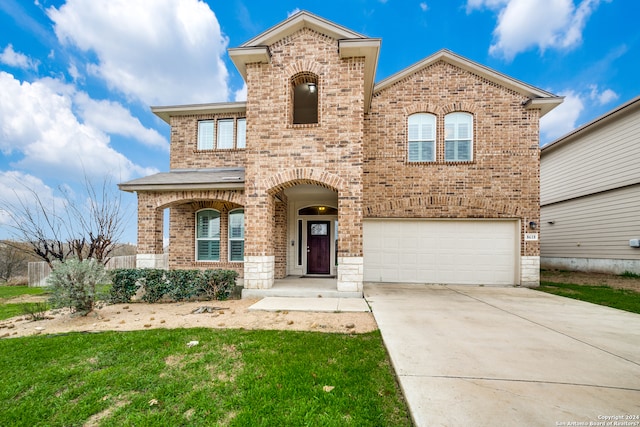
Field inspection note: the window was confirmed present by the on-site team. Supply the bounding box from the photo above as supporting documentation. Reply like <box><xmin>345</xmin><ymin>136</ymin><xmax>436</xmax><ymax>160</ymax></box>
<box><xmin>197</xmin><ymin>120</ymin><xmax>214</xmax><ymax>150</ymax></box>
<box><xmin>228</xmin><ymin>209</ymin><xmax>244</xmax><ymax>262</ymax></box>
<box><xmin>292</xmin><ymin>73</ymin><xmax>318</xmax><ymax>124</ymax></box>
<box><xmin>217</xmin><ymin>119</ymin><xmax>234</xmax><ymax>149</ymax></box>
<box><xmin>445</xmin><ymin>112</ymin><xmax>473</xmax><ymax>161</ymax></box>
<box><xmin>236</xmin><ymin>118</ymin><xmax>246</xmax><ymax>149</ymax></box>
<box><xmin>196</xmin><ymin>209</ymin><xmax>220</xmax><ymax>261</ymax></box>
<box><xmin>408</xmin><ymin>113</ymin><xmax>436</xmax><ymax>162</ymax></box>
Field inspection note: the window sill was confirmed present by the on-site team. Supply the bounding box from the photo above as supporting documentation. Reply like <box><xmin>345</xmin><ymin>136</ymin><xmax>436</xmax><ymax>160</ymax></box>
<box><xmin>405</xmin><ymin>160</ymin><xmax>475</xmax><ymax>165</ymax></box>
<box><xmin>193</xmin><ymin>148</ymin><xmax>245</xmax><ymax>153</ymax></box>
<box><xmin>288</xmin><ymin>122</ymin><xmax>320</xmax><ymax>129</ymax></box>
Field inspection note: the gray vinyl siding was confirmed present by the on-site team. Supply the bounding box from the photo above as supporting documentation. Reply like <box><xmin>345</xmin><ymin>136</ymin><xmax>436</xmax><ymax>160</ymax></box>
<box><xmin>540</xmin><ymin>185</ymin><xmax>640</xmax><ymax>260</ymax></box>
<box><xmin>541</xmin><ymin>109</ymin><xmax>640</xmax><ymax>205</ymax></box>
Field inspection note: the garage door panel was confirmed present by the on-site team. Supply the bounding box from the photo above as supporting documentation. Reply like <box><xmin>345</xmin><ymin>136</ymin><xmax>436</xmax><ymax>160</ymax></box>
<box><xmin>363</xmin><ymin>220</ymin><xmax>517</xmax><ymax>285</ymax></box>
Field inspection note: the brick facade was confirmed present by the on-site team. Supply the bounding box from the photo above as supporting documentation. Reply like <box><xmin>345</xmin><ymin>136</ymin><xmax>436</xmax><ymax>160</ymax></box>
<box><xmin>124</xmin><ymin>11</ymin><xmax>559</xmax><ymax>290</ymax></box>
<box><xmin>364</xmin><ymin>60</ymin><xmax>541</xmax><ymax>259</ymax></box>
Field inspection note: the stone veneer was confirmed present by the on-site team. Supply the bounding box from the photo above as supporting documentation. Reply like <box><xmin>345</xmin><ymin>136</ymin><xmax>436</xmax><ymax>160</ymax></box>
<box><xmin>521</xmin><ymin>256</ymin><xmax>540</xmax><ymax>287</ymax></box>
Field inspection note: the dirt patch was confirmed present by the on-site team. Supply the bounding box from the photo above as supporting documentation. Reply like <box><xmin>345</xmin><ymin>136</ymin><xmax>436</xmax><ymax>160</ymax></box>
<box><xmin>541</xmin><ymin>269</ymin><xmax>640</xmax><ymax>292</ymax></box>
<box><xmin>0</xmin><ymin>298</ymin><xmax>377</xmax><ymax>339</ymax></box>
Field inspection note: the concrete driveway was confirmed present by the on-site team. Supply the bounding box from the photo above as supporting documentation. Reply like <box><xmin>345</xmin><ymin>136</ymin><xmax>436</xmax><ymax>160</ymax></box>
<box><xmin>364</xmin><ymin>284</ymin><xmax>640</xmax><ymax>427</ymax></box>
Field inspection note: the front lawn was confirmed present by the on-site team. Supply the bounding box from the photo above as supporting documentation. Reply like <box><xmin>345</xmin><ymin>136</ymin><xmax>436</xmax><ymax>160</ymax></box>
<box><xmin>0</xmin><ymin>328</ymin><xmax>411</xmax><ymax>426</ymax></box>
<box><xmin>538</xmin><ymin>282</ymin><xmax>640</xmax><ymax>314</ymax></box>
<box><xmin>0</xmin><ymin>285</ymin><xmax>46</xmax><ymax>299</ymax></box>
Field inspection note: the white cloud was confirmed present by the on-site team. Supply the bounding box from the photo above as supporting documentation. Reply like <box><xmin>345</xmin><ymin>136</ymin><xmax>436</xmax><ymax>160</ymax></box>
<box><xmin>589</xmin><ymin>85</ymin><xmax>618</xmax><ymax>105</ymax></box>
<box><xmin>420</xmin><ymin>2</ymin><xmax>429</xmax><ymax>12</ymax></box>
<box><xmin>0</xmin><ymin>171</ymin><xmax>63</xmax><ymax>227</ymax></box>
<box><xmin>0</xmin><ymin>72</ymin><xmax>158</xmax><ymax>181</ymax></box>
<box><xmin>540</xmin><ymin>90</ymin><xmax>584</xmax><ymax>141</ymax></box>
<box><xmin>47</xmin><ymin>0</ymin><xmax>230</xmax><ymax>106</ymax></box>
<box><xmin>287</xmin><ymin>8</ymin><xmax>301</xmax><ymax>18</ymax></box>
<box><xmin>0</xmin><ymin>44</ymin><xmax>38</xmax><ymax>70</ymax></box>
<box><xmin>73</xmin><ymin>92</ymin><xmax>169</xmax><ymax>151</ymax></box>
<box><xmin>233</xmin><ymin>83</ymin><xmax>247</xmax><ymax>102</ymax></box>
<box><xmin>469</xmin><ymin>0</ymin><xmax>604</xmax><ymax>61</ymax></box>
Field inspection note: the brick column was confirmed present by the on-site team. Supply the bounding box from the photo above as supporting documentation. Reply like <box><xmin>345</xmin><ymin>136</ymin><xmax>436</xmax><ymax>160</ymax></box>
<box><xmin>243</xmin><ymin>192</ymin><xmax>276</xmax><ymax>289</ymax></box>
<box><xmin>136</xmin><ymin>194</ymin><xmax>165</xmax><ymax>268</ymax></box>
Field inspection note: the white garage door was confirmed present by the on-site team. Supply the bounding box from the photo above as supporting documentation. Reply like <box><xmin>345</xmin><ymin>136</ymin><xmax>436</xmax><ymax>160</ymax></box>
<box><xmin>363</xmin><ymin>220</ymin><xmax>518</xmax><ymax>285</ymax></box>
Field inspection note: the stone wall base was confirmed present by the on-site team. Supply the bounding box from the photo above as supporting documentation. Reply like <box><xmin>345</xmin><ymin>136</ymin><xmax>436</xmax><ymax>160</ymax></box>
<box><xmin>337</xmin><ymin>257</ymin><xmax>363</xmax><ymax>293</ymax></box>
<box><xmin>136</xmin><ymin>254</ymin><xmax>168</xmax><ymax>269</ymax></box>
<box><xmin>521</xmin><ymin>256</ymin><xmax>540</xmax><ymax>287</ymax></box>
<box><xmin>244</xmin><ymin>256</ymin><xmax>275</xmax><ymax>289</ymax></box>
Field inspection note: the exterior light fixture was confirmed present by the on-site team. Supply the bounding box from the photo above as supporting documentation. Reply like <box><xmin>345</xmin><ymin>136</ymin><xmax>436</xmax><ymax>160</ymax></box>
<box><xmin>308</xmin><ymin>83</ymin><xmax>316</xmax><ymax>93</ymax></box>
<box><xmin>318</xmin><ymin>206</ymin><xmax>326</xmax><ymax>212</ymax></box>
<box><xmin>529</xmin><ymin>221</ymin><xmax>537</xmax><ymax>230</ymax></box>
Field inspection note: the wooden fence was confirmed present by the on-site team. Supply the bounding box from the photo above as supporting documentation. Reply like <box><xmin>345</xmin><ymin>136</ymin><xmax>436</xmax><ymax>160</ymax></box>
<box><xmin>27</xmin><ymin>255</ymin><xmax>163</xmax><ymax>287</ymax></box>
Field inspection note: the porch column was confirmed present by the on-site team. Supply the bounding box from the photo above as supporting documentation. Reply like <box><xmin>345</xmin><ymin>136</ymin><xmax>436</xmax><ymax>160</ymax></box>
<box><xmin>243</xmin><ymin>193</ymin><xmax>276</xmax><ymax>289</ymax></box>
<box><xmin>136</xmin><ymin>193</ymin><xmax>166</xmax><ymax>269</ymax></box>
<box><xmin>337</xmin><ymin>186</ymin><xmax>364</xmax><ymax>293</ymax></box>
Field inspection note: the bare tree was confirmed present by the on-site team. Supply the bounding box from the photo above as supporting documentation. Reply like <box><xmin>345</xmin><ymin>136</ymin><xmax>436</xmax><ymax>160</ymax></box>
<box><xmin>0</xmin><ymin>240</ymin><xmax>37</xmax><ymax>282</ymax></box>
<box><xmin>0</xmin><ymin>175</ymin><xmax>128</xmax><ymax>269</ymax></box>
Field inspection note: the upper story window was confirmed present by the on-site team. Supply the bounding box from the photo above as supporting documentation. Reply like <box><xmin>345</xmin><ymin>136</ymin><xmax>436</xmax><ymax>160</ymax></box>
<box><xmin>236</xmin><ymin>118</ymin><xmax>246</xmax><ymax>149</ymax></box>
<box><xmin>407</xmin><ymin>113</ymin><xmax>436</xmax><ymax>162</ymax></box>
<box><xmin>445</xmin><ymin>112</ymin><xmax>473</xmax><ymax>162</ymax></box>
<box><xmin>196</xmin><ymin>209</ymin><xmax>220</xmax><ymax>261</ymax></box>
<box><xmin>291</xmin><ymin>72</ymin><xmax>318</xmax><ymax>125</ymax></box>
<box><xmin>197</xmin><ymin>120</ymin><xmax>214</xmax><ymax>150</ymax></box>
<box><xmin>197</xmin><ymin>118</ymin><xmax>246</xmax><ymax>150</ymax></box>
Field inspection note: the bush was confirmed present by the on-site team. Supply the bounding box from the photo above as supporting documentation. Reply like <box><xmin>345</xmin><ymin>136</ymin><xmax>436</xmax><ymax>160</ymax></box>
<box><xmin>108</xmin><ymin>268</ymin><xmax>239</xmax><ymax>303</ymax></box>
<box><xmin>139</xmin><ymin>269</ymin><xmax>169</xmax><ymax>303</ymax></box>
<box><xmin>47</xmin><ymin>259</ymin><xmax>108</xmax><ymax>315</ymax></box>
<box><xmin>166</xmin><ymin>270</ymin><xmax>200</xmax><ymax>301</ymax></box>
<box><xmin>109</xmin><ymin>269</ymin><xmax>141</xmax><ymax>303</ymax></box>
<box><xmin>198</xmin><ymin>269</ymin><xmax>238</xmax><ymax>301</ymax></box>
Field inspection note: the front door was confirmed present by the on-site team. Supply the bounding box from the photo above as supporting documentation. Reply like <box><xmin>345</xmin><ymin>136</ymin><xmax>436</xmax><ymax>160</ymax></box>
<box><xmin>307</xmin><ymin>221</ymin><xmax>330</xmax><ymax>274</ymax></box>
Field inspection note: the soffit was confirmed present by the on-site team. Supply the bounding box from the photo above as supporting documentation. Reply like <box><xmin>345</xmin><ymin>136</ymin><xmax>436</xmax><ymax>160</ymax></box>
<box><xmin>374</xmin><ymin>49</ymin><xmax>563</xmax><ymax>117</ymax></box>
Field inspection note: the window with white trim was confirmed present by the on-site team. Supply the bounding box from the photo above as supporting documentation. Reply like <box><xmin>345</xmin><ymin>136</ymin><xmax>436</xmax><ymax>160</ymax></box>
<box><xmin>445</xmin><ymin>112</ymin><xmax>473</xmax><ymax>162</ymax></box>
<box><xmin>236</xmin><ymin>118</ymin><xmax>246</xmax><ymax>149</ymax></box>
<box><xmin>196</xmin><ymin>209</ymin><xmax>220</xmax><ymax>261</ymax></box>
<box><xmin>228</xmin><ymin>209</ymin><xmax>244</xmax><ymax>262</ymax></box>
<box><xmin>217</xmin><ymin>119</ymin><xmax>234</xmax><ymax>149</ymax></box>
<box><xmin>407</xmin><ymin>113</ymin><xmax>436</xmax><ymax>162</ymax></box>
<box><xmin>197</xmin><ymin>120</ymin><xmax>214</xmax><ymax>150</ymax></box>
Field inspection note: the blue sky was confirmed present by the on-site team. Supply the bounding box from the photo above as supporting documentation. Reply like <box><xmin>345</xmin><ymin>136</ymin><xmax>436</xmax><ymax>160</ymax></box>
<box><xmin>0</xmin><ymin>0</ymin><xmax>638</xmax><ymax>244</ymax></box>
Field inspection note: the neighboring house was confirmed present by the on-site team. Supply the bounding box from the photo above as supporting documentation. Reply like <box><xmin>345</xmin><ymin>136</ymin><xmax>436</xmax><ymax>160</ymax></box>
<box><xmin>540</xmin><ymin>95</ymin><xmax>640</xmax><ymax>274</ymax></box>
<box><xmin>119</xmin><ymin>11</ymin><xmax>562</xmax><ymax>294</ymax></box>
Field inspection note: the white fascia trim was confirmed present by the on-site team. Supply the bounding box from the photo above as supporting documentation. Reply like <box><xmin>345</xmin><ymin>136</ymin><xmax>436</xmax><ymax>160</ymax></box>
<box><xmin>151</xmin><ymin>102</ymin><xmax>247</xmax><ymax>124</ymax></box>
<box><xmin>228</xmin><ymin>47</ymin><xmax>271</xmax><ymax>81</ymax></box>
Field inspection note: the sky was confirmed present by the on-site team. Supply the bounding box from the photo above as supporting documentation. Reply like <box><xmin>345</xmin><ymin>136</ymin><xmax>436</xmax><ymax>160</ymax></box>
<box><xmin>0</xmin><ymin>0</ymin><xmax>638</xmax><ymax>244</ymax></box>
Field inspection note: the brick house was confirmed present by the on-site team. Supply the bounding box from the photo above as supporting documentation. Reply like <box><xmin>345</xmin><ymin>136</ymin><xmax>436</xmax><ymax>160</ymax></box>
<box><xmin>119</xmin><ymin>11</ymin><xmax>562</xmax><ymax>295</ymax></box>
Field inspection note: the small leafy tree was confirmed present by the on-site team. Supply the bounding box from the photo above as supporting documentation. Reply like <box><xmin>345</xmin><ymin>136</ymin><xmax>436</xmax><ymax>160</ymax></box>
<box><xmin>47</xmin><ymin>259</ymin><xmax>107</xmax><ymax>315</ymax></box>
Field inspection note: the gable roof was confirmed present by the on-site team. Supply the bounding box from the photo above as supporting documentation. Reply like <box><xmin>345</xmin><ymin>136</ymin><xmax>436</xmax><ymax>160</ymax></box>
<box><xmin>541</xmin><ymin>95</ymin><xmax>640</xmax><ymax>154</ymax></box>
<box><xmin>228</xmin><ymin>11</ymin><xmax>380</xmax><ymax>113</ymax></box>
<box><xmin>374</xmin><ymin>49</ymin><xmax>563</xmax><ymax>117</ymax></box>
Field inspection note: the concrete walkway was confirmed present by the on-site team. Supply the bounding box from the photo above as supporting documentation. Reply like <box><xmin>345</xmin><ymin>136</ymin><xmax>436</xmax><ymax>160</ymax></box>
<box><xmin>364</xmin><ymin>283</ymin><xmax>640</xmax><ymax>427</ymax></box>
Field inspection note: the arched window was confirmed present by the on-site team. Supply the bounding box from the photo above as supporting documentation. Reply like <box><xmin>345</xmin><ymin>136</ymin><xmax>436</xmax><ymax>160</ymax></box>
<box><xmin>407</xmin><ymin>113</ymin><xmax>436</xmax><ymax>162</ymax></box>
<box><xmin>291</xmin><ymin>72</ymin><xmax>318</xmax><ymax>124</ymax></box>
<box><xmin>228</xmin><ymin>209</ymin><xmax>244</xmax><ymax>262</ymax></box>
<box><xmin>196</xmin><ymin>209</ymin><xmax>220</xmax><ymax>261</ymax></box>
<box><xmin>445</xmin><ymin>112</ymin><xmax>473</xmax><ymax>162</ymax></box>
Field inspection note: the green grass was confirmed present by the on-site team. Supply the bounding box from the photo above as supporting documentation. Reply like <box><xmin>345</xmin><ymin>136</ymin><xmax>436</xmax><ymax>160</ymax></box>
<box><xmin>0</xmin><ymin>285</ymin><xmax>46</xmax><ymax>299</ymax></box>
<box><xmin>0</xmin><ymin>329</ymin><xmax>411</xmax><ymax>426</ymax></box>
<box><xmin>539</xmin><ymin>281</ymin><xmax>640</xmax><ymax>314</ymax></box>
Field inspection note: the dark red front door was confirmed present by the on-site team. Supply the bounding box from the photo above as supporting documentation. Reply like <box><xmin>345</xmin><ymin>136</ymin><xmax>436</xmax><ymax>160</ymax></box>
<box><xmin>307</xmin><ymin>221</ymin><xmax>330</xmax><ymax>274</ymax></box>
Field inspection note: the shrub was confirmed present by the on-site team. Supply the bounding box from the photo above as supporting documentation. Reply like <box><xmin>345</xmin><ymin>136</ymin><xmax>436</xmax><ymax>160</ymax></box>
<box><xmin>198</xmin><ymin>269</ymin><xmax>238</xmax><ymax>301</ymax></box>
<box><xmin>47</xmin><ymin>259</ymin><xmax>108</xmax><ymax>315</ymax></box>
<box><xmin>21</xmin><ymin>302</ymin><xmax>49</xmax><ymax>321</ymax></box>
<box><xmin>109</xmin><ymin>269</ymin><xmax>141</xmax><ymax>303</ymax></box>
<box><xmin>139</xmin><ymin>269</ymin><xmax>169</xmax><ymax>303</ymax></box>
<box><xmin>166</xmin><ymin>270</ymin><xmax>200</xmax><ymax>301</ymax></box>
